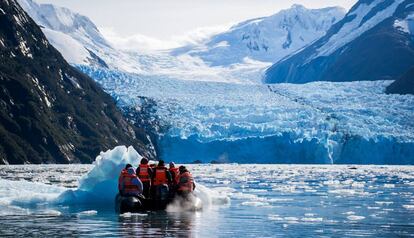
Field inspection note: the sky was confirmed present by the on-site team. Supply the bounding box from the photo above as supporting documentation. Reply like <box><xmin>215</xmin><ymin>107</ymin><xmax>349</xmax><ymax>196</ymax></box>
<box><xmin>36</xmin><ymin>0</ymin><xmax>357</xmax><ymax>50</ymax></box>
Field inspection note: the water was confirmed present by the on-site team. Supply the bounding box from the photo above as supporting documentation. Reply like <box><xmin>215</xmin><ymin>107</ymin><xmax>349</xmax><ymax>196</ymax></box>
<box><xmin>1</xmin><ymin>164</ymin><xmax>414</xmax><ymax>237</ymax></box>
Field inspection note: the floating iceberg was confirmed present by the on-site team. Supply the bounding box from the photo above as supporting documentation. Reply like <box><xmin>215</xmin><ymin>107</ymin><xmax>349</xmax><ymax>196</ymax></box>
<box><xmin>57</xmin><ymin>146</ymin><xmax>141</xmax><ymax>205</ymax></box>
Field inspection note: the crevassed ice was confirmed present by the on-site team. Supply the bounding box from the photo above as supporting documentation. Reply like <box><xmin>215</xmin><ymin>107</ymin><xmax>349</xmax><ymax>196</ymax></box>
<box><xmin>80</xmin><ymin>67</ymin><xmax>414</xmax><ymax>142</ymax></box>
<box><xmin>80</xmin><ymin>66</ymin><xmax>414</xmax><ymax>164</ymax></box>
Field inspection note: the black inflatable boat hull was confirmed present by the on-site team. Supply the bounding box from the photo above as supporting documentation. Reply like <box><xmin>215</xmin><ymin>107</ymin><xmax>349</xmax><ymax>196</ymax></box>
<box><xmin>115</xmin><ymin>194</ymin><xmax>202</xmax><ymax>213</ymax></box>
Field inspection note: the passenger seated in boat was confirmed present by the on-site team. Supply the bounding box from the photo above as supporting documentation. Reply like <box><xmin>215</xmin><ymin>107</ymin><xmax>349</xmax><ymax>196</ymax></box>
<box><xmin>168</xmin><ymin>162</ymin><xmax>180</xmax><ymax>197</ymax></box>
<box><xmin>118</xmin><ymin>166</ymin><xmax>143</xmax><ymax>197</ymax></box>
<box><xmin>176</xmin><ymin>166</ymin><xmax>196</xmax><ymax>198</ymax></box>
<box><xmin>136</xmin><ymin>158</ymin><xmax>153</xmax><ymax>198</ymax></box>
<box><xmin>151</xmin><ymin>160</ymin><xmax>172</xmax><ymax>200</ymax></box>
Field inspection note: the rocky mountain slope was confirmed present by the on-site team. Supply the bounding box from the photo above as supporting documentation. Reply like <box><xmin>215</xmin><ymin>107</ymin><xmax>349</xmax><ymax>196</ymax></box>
<box><xmin>386</xmin><ymin>66</ymin><xmax>414</xmax><ymax>94</ymax></box>
<box><xmin>0</xmin><ymin>0</ymin><xmax>154</xmax><ymax>164</ymax></box>
<box><xmin>265</xmin><ymin>0</ymin><xmax>414</xmax><ymax>84</ymax></box>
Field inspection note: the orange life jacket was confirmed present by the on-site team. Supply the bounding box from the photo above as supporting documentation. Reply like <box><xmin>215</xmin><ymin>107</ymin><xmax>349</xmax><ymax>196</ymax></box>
<box><xmin>121</xmin><ymin>173</ymin><xmax>140</xmax><ymax>194</ymax></box>
<box><xmin>118</xmin><ymin>169</ymin><xmax>128</xmax><ymax>191</ymax></box>
<box><xmin>178</xmin><ymin>172</ymin><xmax>194</xmax><ymax>192</ymax></box>
<box><xmin>137</xmin><ymin>164</ymin><xmax>151</xmax><ymax>182</ymax></box>
<box><xmin>169</xmin><ymin>167</ymin><xmax>180</xmax><ymax>184</ymax></box>
<box><xmin>153</xmin><ymin>166</ymin><xmax>168</xmax><ymax>186</ymax></box>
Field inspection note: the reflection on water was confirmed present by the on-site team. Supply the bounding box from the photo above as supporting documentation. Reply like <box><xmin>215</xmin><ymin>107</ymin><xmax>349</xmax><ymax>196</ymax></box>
<box><xmin>117</xmin><ymin>211</ymin><xmax>196</xmax><ymax>237</ymax></box>
<box><xmin>1</xmin><ymin>165</ymin><xmax>414</xmax><ymax>237</ymax></box>
<box><xmin>0</xmin><ymin>210</ymin><xmax>208</xmax><ymax>237</ymax></box>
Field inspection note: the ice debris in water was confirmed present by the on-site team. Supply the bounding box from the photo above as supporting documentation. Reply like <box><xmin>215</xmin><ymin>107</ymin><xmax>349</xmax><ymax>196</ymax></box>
<box><xmin>77</xmin><ymin>210</ymin><xmax>98</xmax><ymax>216</ymax></box>
<box><xmin>0</xmin><ymin>178</ymin><xmax>66</xmax><ymax>209</ymax></box>
<box><xmin>0</xmin><ymin>146</ymin><xmax>228</xmax><ymax>210</ymax></box>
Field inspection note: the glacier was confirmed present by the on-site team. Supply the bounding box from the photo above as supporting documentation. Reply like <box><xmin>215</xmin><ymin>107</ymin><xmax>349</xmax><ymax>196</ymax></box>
<box><xmin>16</xmin><ymin>0</ymin><xmax>414</xmax><ymax>164</ymax></box>
<box><xmin>79</xmin><ymin>66</ymin><xmax>414</xmax><ymax>164</ymax></box>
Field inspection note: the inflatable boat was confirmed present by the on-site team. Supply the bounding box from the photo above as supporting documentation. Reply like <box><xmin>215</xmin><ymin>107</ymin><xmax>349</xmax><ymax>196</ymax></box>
<box><xmin>115</xmin><ymin>187</ymin><xmax>202</xmax><ymax>213</ymax></box>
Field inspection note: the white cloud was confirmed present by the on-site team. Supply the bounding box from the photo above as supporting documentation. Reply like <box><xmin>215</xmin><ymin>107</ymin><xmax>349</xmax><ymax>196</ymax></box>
<box><xmin>171</xmin><ymin>23</ymin><xmax>233</xmax><ymax>46</ymax></box>
<box><xmin>100</xmin><ymin>27</ymin><xmax>177</xmax><ymax>51</ymax></box>
<box><xmin>100</xmin><ymin>23</ymin><xmax>232</xmax><ymax>52</ymax></box>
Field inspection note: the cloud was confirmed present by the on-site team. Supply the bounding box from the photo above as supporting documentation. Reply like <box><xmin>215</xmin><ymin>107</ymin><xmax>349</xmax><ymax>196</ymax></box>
<box><xmin>171</xmin><ymin>23</ymin><xmax>233</xmax><ymax>46</ymax></box>
<box><xmin>100</xmin><ymin>27</ymin><xmax>177</xmax><ymax>51</ymax></box>
<box><xmin>100</xmin><ymin>23</ymin><xmax>232</xmax><ymax>52</ymax></box>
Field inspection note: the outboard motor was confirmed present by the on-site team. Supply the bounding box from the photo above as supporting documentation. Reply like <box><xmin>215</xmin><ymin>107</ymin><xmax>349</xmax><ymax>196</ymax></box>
<box><xmin>115</xmin><ymin>194</ymin><xmax>143</xmax><ymax>213</ymax></box>
<box><xmin>152</xmin><ymin>184</ymin><xmax>170</xmax><ymax>209</ymax></box>
<box><xmin>155</xmin><ymin>184</ymin><xmax>170</xmax><ymax>201</ymax></box>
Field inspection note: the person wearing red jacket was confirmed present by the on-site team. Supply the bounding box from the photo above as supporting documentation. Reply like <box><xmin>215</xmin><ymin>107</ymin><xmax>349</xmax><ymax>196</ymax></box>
<box><xmin>136</xmin><ymin>157</ymin><xmax>153</xmax><ymax>198</ymax></box>
<box><xmin>176</xmin><ymin>165</ymin><xmax>196</xmax><ymax>198</ymax></box>
<box><xmin>118</xmin><ymin>164</ymin><xmax>143</xmax><ymax>197</ymax></box>
<box><xmin>169</xmin><ymin>162</ymin><xmax>180</xmax><ymax>186</ymax></box>
<box><xmin>118</xmin><ymin>164</ymin><xmax>132</xmax><ymax>193</ymax></box>
<box><xmin>151</xmin><ymin>160</ymin><xmax>172</xmax><ymax>200</ymax></box>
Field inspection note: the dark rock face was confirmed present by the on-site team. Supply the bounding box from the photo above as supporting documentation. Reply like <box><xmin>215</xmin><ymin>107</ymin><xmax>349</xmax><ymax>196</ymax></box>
<box><xmin>265</xmin><ymin>0</ymin><xmax>414</xmax><ymax>84</ymax></box>
<box><xmin>386</xmin><ymin>66</ymin><xmax>414</xmax><ymax>95</ymax></box>
<box><xmin>0</xmin><ymin>0</ymin><xmax>154</xmax><ymax>164</ymax></box>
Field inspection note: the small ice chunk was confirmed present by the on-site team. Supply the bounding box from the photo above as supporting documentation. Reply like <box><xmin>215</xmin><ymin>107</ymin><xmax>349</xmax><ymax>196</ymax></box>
<box><xmin>347</xmin><ymin>215</ymin><xmax>365</xmax><ymax>221</ymax></box>
<box><xmin>302</xmin><ymin>217</ymin><xmax>323</xmax><ymax>222</ymax></box>
<box><xmin>268</xmin><ymin>214</ymin><xmax>283</xmax><ymax>221</ymax></box>
<box><xmin>403</xmin><ymin>204</ymin><xmax>414</xmax><ymax>210</ymax></box>
<box><xmin>78</xmin><ymin>210</ymin><xmax>97</xmax><ymax>216</ymax></box>
<box><xmin>241</xmin><ymin>201</ymin><xmax>270</xmax><ymax>207</ymax></box>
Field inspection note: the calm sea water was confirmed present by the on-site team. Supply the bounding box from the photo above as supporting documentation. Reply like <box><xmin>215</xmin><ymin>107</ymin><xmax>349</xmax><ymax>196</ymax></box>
<box><xmin>1</xmin><ymin>164</ymin><xmax>414</xmax><ymax>237</ymax></box>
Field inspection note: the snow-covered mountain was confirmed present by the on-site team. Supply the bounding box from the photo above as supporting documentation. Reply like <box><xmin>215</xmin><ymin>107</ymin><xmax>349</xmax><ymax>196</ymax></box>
<box><xmin>265</xmin><ymin>0</ymin><xmax>414</xmax><ymax>84</ymax></box>
<box><xmin>17</xmin><ymin>0</ymin><xmax>146</xmax><ymax>73</ymax></box>
<box><xmin>173</xmin><ymin>5</ymin><xmax>345</xmax><ymax>66</ymax></box>
<box><xmin>17</xmin><ymin>0</ymin><xmax>269</xmax><ymax>82</ymax></box>
<box><xmin>18</xmin><ymin>1</ymin><xmax>346</xmax><ymax>83</ymax></box>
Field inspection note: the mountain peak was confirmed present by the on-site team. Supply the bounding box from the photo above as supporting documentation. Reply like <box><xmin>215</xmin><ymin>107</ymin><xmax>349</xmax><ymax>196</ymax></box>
<box><xmin>175</xmin><ymin>5</ymin><xmax>345</xmax><ymax>66</ymax></box>
<box><xmin>290</xmin><ymin>4</ymin><xmax>306</xmax><ymax>10</ymax></box>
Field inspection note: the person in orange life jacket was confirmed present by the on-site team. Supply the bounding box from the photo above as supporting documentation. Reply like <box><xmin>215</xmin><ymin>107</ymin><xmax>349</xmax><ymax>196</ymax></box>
<box><xmin>169</xmin><ymin>162</ymin><xmax>180</xmax><ymax>186</ymax></box>
<box><xmin>119</xmin><ymin>166</ymin><xmax>143</xmax><ymax>197</ymax></box>
<box><xmin>118</xmin><ymin>164</ymin><xmax>132</xmax><ymax>193</ymax></box>
<box><xmin>136</xmin><ymin>157</ymin><xmax>153</xmax><ymax>198</ymax></box>
<box><xmin>151</xmin><ymin>160</ymin><xmax>172</xmax><ymax>199</ymax></box>
<box><xmin>168</xmin><ymin>162</ymin><xmax>180</xmax><ymax>198</ymax></box>
<box><xmin>176</xmin><ymin>166</ymin><xmax>196</xmax><ymax>198</ymax></box>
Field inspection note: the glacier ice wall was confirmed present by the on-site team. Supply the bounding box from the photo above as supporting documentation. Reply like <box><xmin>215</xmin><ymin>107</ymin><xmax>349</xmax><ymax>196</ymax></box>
<box><xmin>79</xmin><ymin>67</ymin><xmax>414</xmax><ymax>164</ymax></box>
